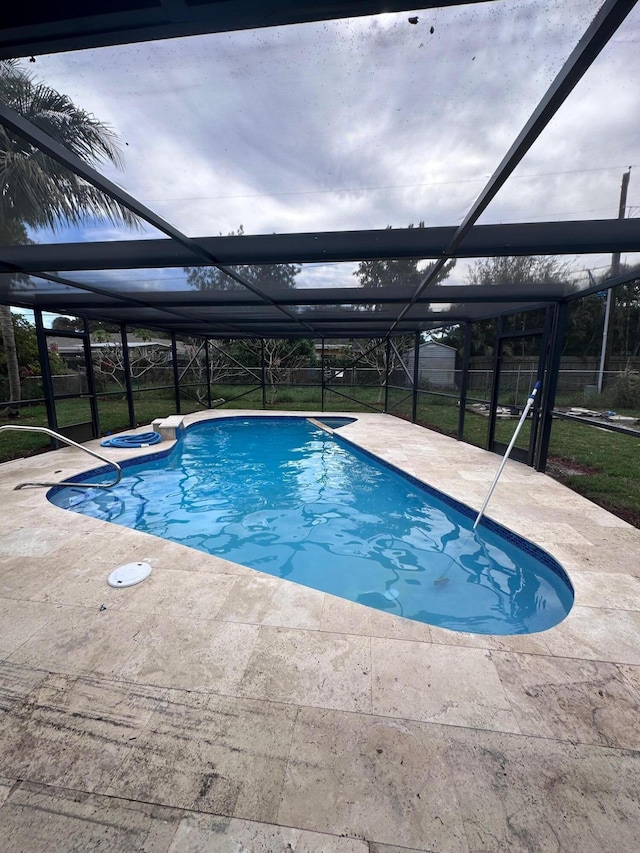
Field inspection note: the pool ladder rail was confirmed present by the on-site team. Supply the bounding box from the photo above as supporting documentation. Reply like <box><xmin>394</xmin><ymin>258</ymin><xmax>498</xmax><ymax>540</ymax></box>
<box><xmin>0</xmin><ymin>424</ymin><xmax>122</xmax><ymax>491</ymax></box>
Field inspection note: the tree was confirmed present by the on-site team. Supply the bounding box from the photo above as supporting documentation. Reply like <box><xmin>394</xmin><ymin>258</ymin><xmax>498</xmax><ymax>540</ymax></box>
<box><xmin>172</xmin><ymin>339</ymin><xmax>237</xmax><ymax>407</ymax></box>
<box><xmin>563</xmin><ymin>295</ymin><xmax>605</xmax><ymax>358</ymax></box>
<box><xmin>0</xmin><ymin>220</ymin><xmax>32</xmax><ymax>409</ymax></box>
<box><xmin>185</xmin><ymin>226</ymin><xmax>299</xmax><ymax>292</ymax></box>
<box><xmin>229</xmin><ymin>338</ymin><xmax>315</xmax><ymax>403</ymax></box>
<box><xmin>351</xmin><ymin>223</ymin><xmax>456</xmax><ymax>398</ymax></box>
<box><xmin>433</xmin><ymin>320</ymin><xmax>497</xmax><ymax>358</ymax></box>
<box><xmin>435</xmin><ymin>256</ymin><xmax>571</xmax><ymax>358</ymax></box>
<box><xmin>596</xmin><ymin>262</ymin><xmax>640</xmax><ymax>360</ymax></box>
<box><xmin>465</xmin><ymin>256</ymin><xmax>569</xmax><ymax>290</ymax></box>
<box><xmin>51</xmin><ymin>317</ymin><xmax>120</xmax><ymax>335</ymax></box>
<box><xmin>0</xmin><ymin>58</ymin><xmax>137</xmax><ymax>407</ymax></box>
<box><xmin>1</xmin><ymin>314</ymin><xmax>69</xmax><ymax>406</ymax></box>
<box><xmin>354</xmin><ymin>222</ymin><xmax>456</xmax><ymax>294</ymax></box>
<box><xmin>465</xmin><ymin>256</ymin><xmax>569</xmax><ymax>355</ymax></box>
<box><xmin>345</xmin><ymin>337</ymin><xmax>413</xmax><ymax>402</ymax></box>
<box><xmin>92</xmin><ymin>338</ymin><xmax>171</xmax><ymax>392</ymax></box>
<box><xmin>0</xmin><ymin>314</ymin><xmax>38</xmax><ymax>390</ymax></box>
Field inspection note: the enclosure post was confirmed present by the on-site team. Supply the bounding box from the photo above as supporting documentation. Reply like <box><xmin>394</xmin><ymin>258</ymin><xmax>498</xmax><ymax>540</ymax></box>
<box><xmin>412</xmin><ymin>331</ymin><xmax>420</xmax><ymax>423</ymax></box>
<box><xmin>321</xmin><ymin>338</ymin><xmax>325</xmax><ymax>412</ymax></box>
<box><xmin>527</xmin><ymin>306</ymin><xmax>551</xmax><ymax>466</ymax></box>
<box><xmin>486</xmin><ymin>317</ymin><xmax>503</xmax><ymax>451</ymax></box>
<box><xmin>120</xmin><ymin>324</ymin><xmax>135</xmax><ymax>428</ymax></box>
<box><xmin>261</xmin><ymin>339</ymin><xmax>267</xmax><ymax>409</ymax></box>
<box><xmin>598</xmin><ymin>168</ymin><xmax>630</xmax><ymax>392</ymax></box>
<box><xmin>384</xmin><ymin>338</ymin><xmax>391</xmax><ymax>413</ymax></box>
<box><xmin>597</xmin><ymin>290</ymin><xmax>613</xmax><ymax>393</ymax></box>
<box><xmin>171</xmin><ymin>333</ymin><xmax>181</xmax><ymax>414</ymax></box>
<box><xmin>35</xmin><ymin>309</ymin><xmax>57</xmax><ymax>433</ymax></box>
<box><xmin>83</xmin><ymin>316</ymin><xmax>100</xmax><ymax>438</ymax></box>
<box><xmin>457</xmin><ymin>322</ymin><xmax>472</xmax><ymax>440</ymax></box>
<box><xmin>205</xmin><ymin>338</ymin><xmax>212</xmax><ymax>409</ymax></box>
<box><xmin>535</xmin><ymin>302</ymin><xmax>568</xmax><ymax>472</ymax></box>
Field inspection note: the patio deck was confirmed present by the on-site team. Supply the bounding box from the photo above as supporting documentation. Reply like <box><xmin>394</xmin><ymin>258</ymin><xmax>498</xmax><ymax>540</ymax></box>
<box><xmin>1</xmin><ymin>412</ymin><xmax>640</xmax><ymax>852</ymax></box>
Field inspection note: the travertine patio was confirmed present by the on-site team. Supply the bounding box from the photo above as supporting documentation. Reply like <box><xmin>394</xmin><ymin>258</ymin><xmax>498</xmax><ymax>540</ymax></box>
<box><xmin>1</xmin><ymin>412</ymin><xmax>640</xmax><ymax>852</ymax></box>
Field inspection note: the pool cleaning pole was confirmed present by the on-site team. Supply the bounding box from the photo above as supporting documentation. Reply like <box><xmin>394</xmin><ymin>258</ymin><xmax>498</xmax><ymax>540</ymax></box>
<box><xmin>473</xmin><ymin>380</ymin><xmax>541</xmax><ymax>531</ymax></box>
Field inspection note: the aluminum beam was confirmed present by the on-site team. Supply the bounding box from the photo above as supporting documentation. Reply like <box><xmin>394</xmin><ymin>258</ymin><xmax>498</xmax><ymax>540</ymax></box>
<box><xmin>2</xmin><ymin>218</ymin><xmax>639</xmax><ymax>273</ymax></box>
<box><xmin>0</xmin><ymin>102</ymin><xmax>319</xmax><ymax>336</ymax></box>
<box><xmin>391</xmin><ymin>0</ymin><xmax>639</xmax><ymax>331</ymax></box>
<box><xmin>1</xmin><ymin>1</ymin><xmax>494</xmax><ymax>60</ymax></box>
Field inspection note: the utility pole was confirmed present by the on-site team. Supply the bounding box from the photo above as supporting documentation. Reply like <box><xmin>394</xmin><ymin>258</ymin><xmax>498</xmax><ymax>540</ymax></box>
<box><xmin>597</xmin><ymin>168</ymin><xmax>631</xmax><ymax>393</ymax></box>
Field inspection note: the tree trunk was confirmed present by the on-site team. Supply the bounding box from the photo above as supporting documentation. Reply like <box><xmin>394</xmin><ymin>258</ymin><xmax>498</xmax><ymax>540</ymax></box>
<box><xmin>0</xmin><ymin>304</ymin><xmax>21</xmax><ymax>406</ymax></box>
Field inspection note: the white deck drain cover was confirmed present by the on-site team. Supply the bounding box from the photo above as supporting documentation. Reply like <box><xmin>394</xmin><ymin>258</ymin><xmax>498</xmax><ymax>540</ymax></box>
<box><xmin>108</xmin><ymin>561</ymin><xmax>152</xmax><ymax>588</ymax></box>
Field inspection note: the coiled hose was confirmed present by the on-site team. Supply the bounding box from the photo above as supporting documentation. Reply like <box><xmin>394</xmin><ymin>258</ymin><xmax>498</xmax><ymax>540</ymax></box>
<box><xmin>100</xmin><ymin>431</ymin><xmax>162</xmax><ymax>448</ymax></box>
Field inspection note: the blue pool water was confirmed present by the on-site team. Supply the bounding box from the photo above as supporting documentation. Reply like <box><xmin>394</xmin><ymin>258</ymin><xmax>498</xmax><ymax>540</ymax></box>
<box><xmin>49</xmin><ymin>417</ymin><xmax>573</xmax><ymax>635</ymax></box>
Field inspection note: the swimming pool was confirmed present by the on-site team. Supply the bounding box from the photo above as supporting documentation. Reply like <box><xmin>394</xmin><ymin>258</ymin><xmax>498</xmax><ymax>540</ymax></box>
<box><xmin>49</xmin><ymin>416</ymin><xmax>573</xmax><ymax>635</ymax></box>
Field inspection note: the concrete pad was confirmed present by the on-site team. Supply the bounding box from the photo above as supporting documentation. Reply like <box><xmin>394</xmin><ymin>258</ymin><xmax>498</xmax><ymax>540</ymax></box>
<box><xmin>8</xmin><ymin>606</ymin><xmax>151</xmax><ymax>679</ymax></box>
<box><xmin>491</xmin><ymin>651</ymin><xmax>640</xmax><ymax>748</ymax></box>
<box><xmin>215</xmin><ymin>573</ymin><xmax>325</xmax><ymax>629</ymax></box>
<box><xmin>0</xmin><ymin>598</ymin><xmax>58</xmax><ymax>658</ymax></box>
<box><xmin>371</xmin><ymin>638</ymin><xmax>519</xmax><ymax>733</ymax></box>
<box><xmin>320</xmin><ymin>594</ymin><xmax>432</xmax><ymax>642</ymax></box>
<box><xmin>109</xmin><ymin>692</ymin><xmax>298</xmax><ymax>822</ymax></box>
<box><xmin>117</xmin><ymin>616</ymin><xmax>260</xmax><ymax>693</ymax></box>
<box><xmin>278</xmin><ymin>707</ymin><xmax>469</xmax><ymax>852</ymax></box>
<box><xmin>0</xmin><ymin>660</ymin><xmax>48</xmax><ymax>713</ymax></box>
<box><xmin>238</xmin><ymin>626</ymin><xmax>371</xmax><ymax>713</ymax></box>
<box><xmin>0</xmin><ymin>674</ymin><xmax>162</xmax><ymax>792</ymax></box>
<box><xmin>616</xmin><ymin>663</ymin><xmax>640</xmax><ymax>695</ymax></box>
<box><xmin>0</xmin><ymin>527</ymin><xmax>69</xmax><ymax>558</ymax></box>
<box><xmin>545</xmin><ymin>605</ymin><xmax>640</xmax><ymax>665</ymax></box>
<box><xmin>445</xmin><ymin>726</ymin><xmax>640</xmax><ymax>853</ymax></box>
<box><xmin>571</xmin><ymin>571</ymin><xmax>640</xmax><ymax>610</ymax></box>
<box><xmin>0</xmin><ymin>778</ymin><xmax>13</xmax><ymax>808</ymax></box>
<box><xmin>0</xmin><ymin>782</ymin><xmax>181</xmax><ymax>852</ymax></box>
<box><xmin>428</xmin><ymin>624</ymin><xmax>553</xmax><ymax>655</ymax></box>
<box><xmin>119</xmin><ymin>568</ymin><xmax>237</xmax><ymax>620</ymax></box>
<box><xmin>168</xmin><ymin>812</ymin><xmax>369</xmax><ymax>852</ymax></box>
<box><xmin>0</xmin><ymin>556</ymin><xmax>70</xmax><ymax>603</ymax></box>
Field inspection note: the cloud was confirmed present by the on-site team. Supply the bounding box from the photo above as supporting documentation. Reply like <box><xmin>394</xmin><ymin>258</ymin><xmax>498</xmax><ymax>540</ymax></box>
<box><xmin>21</xmin><ymin>0</ymin><xmax>639</xmax><ymax>285</ymax></box>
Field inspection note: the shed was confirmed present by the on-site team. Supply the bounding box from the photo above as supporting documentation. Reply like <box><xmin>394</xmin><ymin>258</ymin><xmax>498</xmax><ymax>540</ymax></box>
<box><xmin>405</xmin><ymin>341</ymin><xmax>457</xmax><ymax>389</ymax></box>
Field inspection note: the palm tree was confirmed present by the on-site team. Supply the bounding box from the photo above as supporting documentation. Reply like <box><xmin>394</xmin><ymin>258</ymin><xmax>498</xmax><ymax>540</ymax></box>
<box><xmin>0</xmin><ymin>59</ymin><xmax>138</xmax><ymax>409</ymax></box>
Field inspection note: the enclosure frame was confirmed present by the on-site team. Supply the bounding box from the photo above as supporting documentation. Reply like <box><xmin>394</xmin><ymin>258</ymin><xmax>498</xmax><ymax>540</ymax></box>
<box><xmin>1</xmin><ymin>0</ymin><xmax>640</xmax><ymax>472</ymax></box>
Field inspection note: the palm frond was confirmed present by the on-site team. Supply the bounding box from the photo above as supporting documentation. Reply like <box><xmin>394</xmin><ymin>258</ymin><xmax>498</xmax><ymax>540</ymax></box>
<box><xmin>0</xmin><ymin>60</ymin><xmax>139</xmax><ymax>233</ymax></box>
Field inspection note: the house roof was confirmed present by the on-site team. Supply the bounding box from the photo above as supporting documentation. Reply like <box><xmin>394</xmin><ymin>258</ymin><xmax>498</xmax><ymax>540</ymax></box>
<box><xmin>46</xmin><ymin>336</ymin><xmax>173</xmax><ymax>353</ymax></box>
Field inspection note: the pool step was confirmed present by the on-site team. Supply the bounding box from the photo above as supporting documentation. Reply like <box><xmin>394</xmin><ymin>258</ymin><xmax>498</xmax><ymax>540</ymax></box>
<box><xmin>151</xmin><ymin>415</ymin><xmax>184</xmax><ymax>441</ymax></box>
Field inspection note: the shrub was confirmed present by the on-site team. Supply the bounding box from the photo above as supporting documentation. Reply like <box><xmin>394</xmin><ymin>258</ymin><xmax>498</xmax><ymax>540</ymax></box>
<box><xmin>609</xmin><ymin>369</ymin><xmax>640</xmax><ymax>409</ymax></box>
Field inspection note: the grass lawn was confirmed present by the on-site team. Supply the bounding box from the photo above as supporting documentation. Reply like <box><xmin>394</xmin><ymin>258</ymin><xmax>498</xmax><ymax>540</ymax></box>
<box><xmin>547</xmin><ymin>420</ymin><xmax>640</xmax><ymax>527</ymax></box>
<box><xmin>412</xmin><ymin>395</ymin><xmax>640</xmax><ymax>527</ymax></box>
<box><xmin>0</xmin><ymin>393</ymin><xmax>178</xmax><ymax>461</ymax></box>
<box><xmin>2</xmin><ymin>385</ymin><xmax>639</xmax><ymax>528</ymax></box>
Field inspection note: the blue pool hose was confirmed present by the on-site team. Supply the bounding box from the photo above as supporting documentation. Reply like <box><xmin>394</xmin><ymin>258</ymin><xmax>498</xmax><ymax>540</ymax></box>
<box><xmin>100</xmin><ymin>431</ymin><xmax>162</xmax><ymax>448</ymax></box>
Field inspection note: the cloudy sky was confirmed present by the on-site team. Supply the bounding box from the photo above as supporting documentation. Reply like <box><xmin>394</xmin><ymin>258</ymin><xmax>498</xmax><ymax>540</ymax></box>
<box><xmin>14</xmin><ymin>0</ymin><xmax>640</xmax><ymax>290</ymax></box>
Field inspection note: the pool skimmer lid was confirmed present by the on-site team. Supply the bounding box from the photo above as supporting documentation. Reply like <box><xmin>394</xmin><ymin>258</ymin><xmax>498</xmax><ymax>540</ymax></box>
<box><xmin>108</xmin><ymin>561</ymin><xmax>152</xmax><ymax>588</ymax></box>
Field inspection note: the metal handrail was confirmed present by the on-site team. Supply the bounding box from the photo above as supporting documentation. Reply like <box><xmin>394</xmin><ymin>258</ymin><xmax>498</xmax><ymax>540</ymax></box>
<box><xmin>0</xmin><ymin>424</ymin><xmax>122</xmax><ymax>491</ymax></box>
